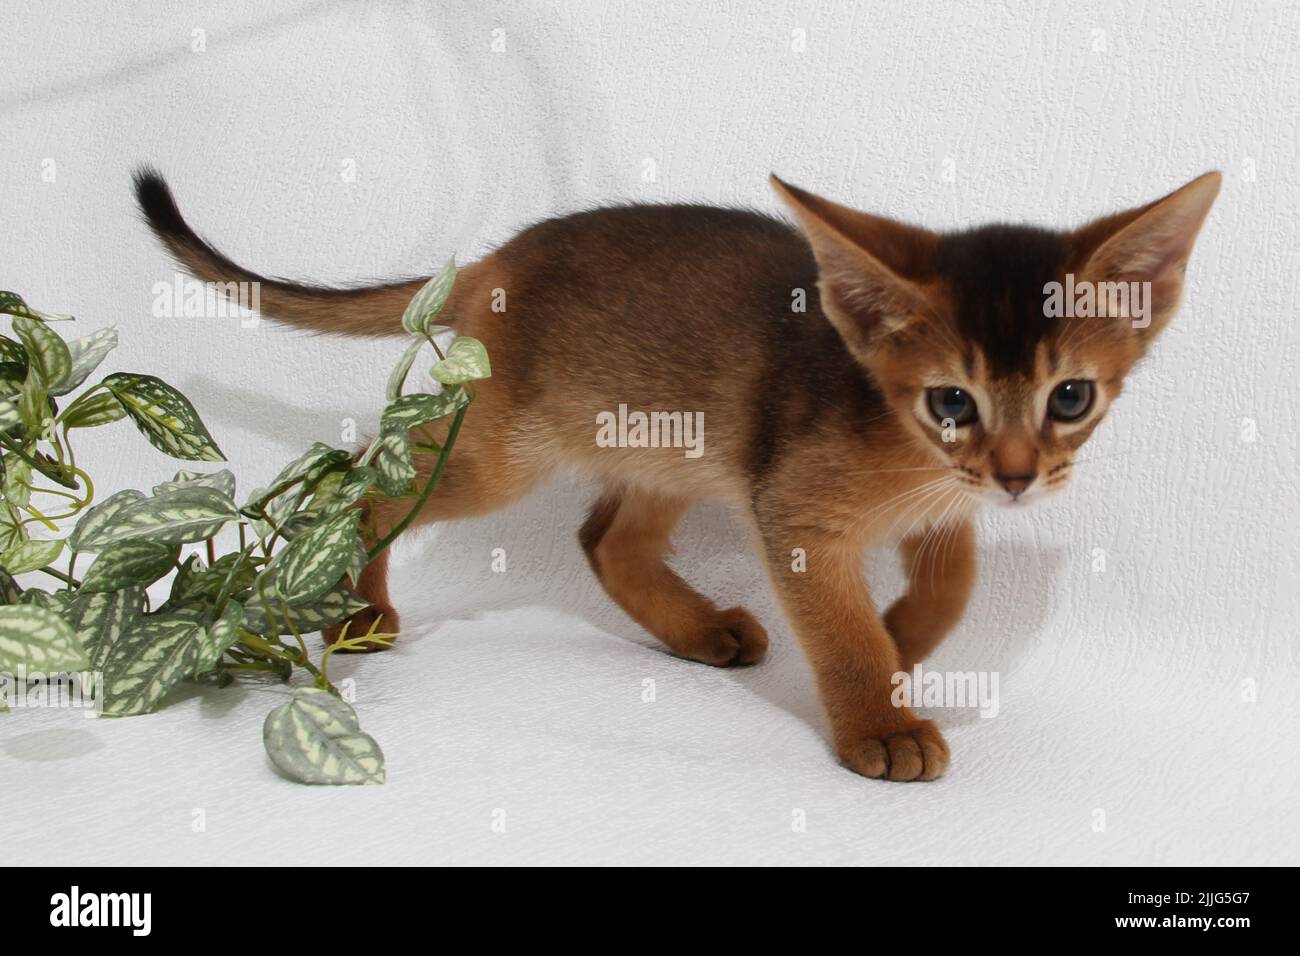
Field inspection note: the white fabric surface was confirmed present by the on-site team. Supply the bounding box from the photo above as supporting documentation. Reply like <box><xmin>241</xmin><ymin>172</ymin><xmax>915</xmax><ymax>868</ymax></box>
<box><xmin>2</xmin><ymin>0</ymin><xmax>1297</xmax><ymax>865</ymax></box>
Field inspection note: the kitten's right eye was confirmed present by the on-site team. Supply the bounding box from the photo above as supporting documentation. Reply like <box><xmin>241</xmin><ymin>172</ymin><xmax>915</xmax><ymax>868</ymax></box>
<box><xmin>927</xmin><ymin>387</ymin><xmax>978</xmax><ymax>426</ymax></box>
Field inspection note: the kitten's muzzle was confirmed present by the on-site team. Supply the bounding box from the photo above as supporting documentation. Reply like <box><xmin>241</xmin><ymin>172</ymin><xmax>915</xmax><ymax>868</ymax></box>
<box><xmin>993</xmin><ymin>471</ymin><xmax>1036</xmax><ymax>499</ymax></box>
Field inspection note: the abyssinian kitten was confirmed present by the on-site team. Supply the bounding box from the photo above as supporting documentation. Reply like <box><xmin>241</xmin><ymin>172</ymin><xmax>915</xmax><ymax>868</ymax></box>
<box><xmin>135</xmin><ymin>169</ymin><xmax>1220</xmax><ymax>781</ymax></box>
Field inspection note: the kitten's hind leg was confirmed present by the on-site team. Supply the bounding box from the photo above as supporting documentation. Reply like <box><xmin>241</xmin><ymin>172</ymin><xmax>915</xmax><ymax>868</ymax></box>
<box><xmin>884</xmin><ymin>518</ymin><xmax>977</xmax><ymax>670</ymax></box>
<box><xmin>579</xmin><ymin>485</ymin><xmax>768</xmax><ymax>667</ymax></box>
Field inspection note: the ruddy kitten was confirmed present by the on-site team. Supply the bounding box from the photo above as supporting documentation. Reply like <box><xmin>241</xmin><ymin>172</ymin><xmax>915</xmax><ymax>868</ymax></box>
<box><xmin>136</xmin><ymin>170</ymin><xmax>1219</xmax><ymax>781</ymax></box>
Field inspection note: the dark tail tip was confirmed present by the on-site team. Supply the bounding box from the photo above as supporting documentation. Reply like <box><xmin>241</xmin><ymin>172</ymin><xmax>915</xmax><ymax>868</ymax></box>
<box><xmin>133</xmin><ymin>166</ymin><xmax>191</xmax><ymax>240</ymax></box>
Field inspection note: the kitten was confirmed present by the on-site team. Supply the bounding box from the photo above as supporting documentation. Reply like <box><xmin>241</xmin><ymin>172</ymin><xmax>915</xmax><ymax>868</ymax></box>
<box><xmin>135</xmin><ymin>170</ymin><xmax>1219</xmax><ymax>781</ymax></box>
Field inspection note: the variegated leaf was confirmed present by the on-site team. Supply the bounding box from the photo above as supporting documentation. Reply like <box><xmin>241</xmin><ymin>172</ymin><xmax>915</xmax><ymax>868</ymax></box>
<box><xmin>400</xmin><ymin>257</ymin><xmax>457</xmax><ymax>336</ymax></box>
<box><xmin>263</xmin><ymin>687</ymin><xmax>385</xmax><ymax>785</ymax></box>
<box><xmin>0</xmin><ymin>396</ymin><xmax>20</xmax><ymax>430</ymax></box>
<box><xmin>79</xmin><ymin>539</ymin><xmax>180</xmax><ymax>592</ymax></box>
<box><xmin>100</xmin><ymin>615</ymin><xmax>204</xmax><ymax>716</ymax></box>
<box><xmin>0</xmin><ymin>536</ymin><xmax>64</xmax><ymax>574</ymax></box>
<box><xmin>0</xmin><ymin>567</ymin><xmax>20</xmax><ymax>604</ymax></box>
<box><xmin>103</xmin><ymin>372</ymin><xmax>225</xmax><ymax>462</ymax></box>
<box><xmin>317</xmin><ymin>466</ymin><xmax>374</xmax><ymax>518</ymax></box>
<box><xmin>69</xmin><ymin>488</ymin><xmax>145</xmax><ymax>553</ymax></box>
<box><xmin>153</xmin><ymin>468</ymin><xmax>236</xmax><ymax>499</ymax></box>
<box><xmin>381</xmin><ymin>388</ymin><xmax>467</xmax><ymax>433</ymax></box>
<box><xmin>2</xmin><ymin>454</ymin><xmax>31</xmax><ymax>508</ymax></box>
<box><xmin>11</xmin><ymin>316</ymin><xmax>71</xmax><ymax>391</ymax></box>
<box><xmin>244</xmin><ymin>444</ymin><xmax>351</xmax><ymax>518</ymax></box>
<box><xmin>53</xmin><ymin>325</ymin><xmax>118</xmax><ymax>396</ymax></box>
<box><xmin>75</xmin><ymin>485</ymin><xmax>237</xmax><ymax>550</ymax></box>
<box><xmin>0</xmin><ymin>291</ymin><xmax>73</xmax><ymax>323</ymax></box>
<box><xmin>385</xmin><ymin>336</ymin><xmax>426</xmax><ymax>401</ymax></box>
<box><xmin>0</xmin><ymin>604</ymin><xmax>87</xmax><ymax>673</ymax></box>
<box><xmin>192</xmin><ymin>600</ymin><xmax>243</xmax><ymax>675</ymax></box>
<box><xmin>68</xmin><ymin>586</ymin><xmax>144</xmax><ymax>672</ymax></box>
<box><xmin>429</xmin><ymin>335</ymin><xmax>490</xmax><ymax>385</ymax></box>
<box><xmin>241</xmin><ymin>585</ymin><xmax>369</xmax><ymax>636</ymax></box>
<box><xmin>266</xmin><ymin>509</ymin><xmax>361</xmax><ymax>605</ymax></box>
<box><xmin>61</xmin><ymin>391</ymin><xmax>127</xmax><ymax>429</ymax></box>
<box><xmin>374</xmin><ymin>429</ymin><xmax>415</xmax><ymax>496</ymax></box>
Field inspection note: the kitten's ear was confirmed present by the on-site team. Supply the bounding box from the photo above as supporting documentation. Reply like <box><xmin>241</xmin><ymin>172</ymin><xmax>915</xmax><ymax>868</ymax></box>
<box><xmin>1074</xmin><ymin>171</ymin><xmax>1221</xmax><ymax>341</ymax></box>
<box><xmin>771</xmin><ymin>175</ymin><xmax>939</xmax><ymax>360</ymax></box>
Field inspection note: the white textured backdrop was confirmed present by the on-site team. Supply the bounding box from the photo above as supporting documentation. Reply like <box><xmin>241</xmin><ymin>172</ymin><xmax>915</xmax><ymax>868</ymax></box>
<box><xmin>2</xmin><ymin>0</ymin><xmax>1297</xmax><ymax>865</ymax></box>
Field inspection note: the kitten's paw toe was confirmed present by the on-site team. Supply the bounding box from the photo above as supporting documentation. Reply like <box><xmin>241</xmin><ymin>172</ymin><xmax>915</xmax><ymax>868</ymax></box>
<box><xmin>322</xmin><ymin>605</ymin><xmax>400</xmax><ymax>653</ymax></box>
<box><xmin>669</xmin><ymin>607</ymin><xmax>768</xmax><ymax>667</ymax></box>
<box><xmin>838</xmin><ymin>720</ymin><xmax>949</xmax><ymax>782</ymax></box>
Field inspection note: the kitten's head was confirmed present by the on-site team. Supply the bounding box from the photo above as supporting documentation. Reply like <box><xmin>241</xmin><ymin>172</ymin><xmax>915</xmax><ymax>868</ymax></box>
<box><xmin>773</xmin><ymin>173</ymin><xmax>1220</xmax><ymax>507</ymax></box>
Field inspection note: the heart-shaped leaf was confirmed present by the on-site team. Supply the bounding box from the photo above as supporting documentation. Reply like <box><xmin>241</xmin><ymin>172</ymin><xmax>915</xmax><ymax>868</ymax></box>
<box><xmin>0</xmin><ymin>537</ymin><xmax>64</xmax><ymax>574</ymax></box>
<box><xmin>0</xmin><ymin>604</ymin><xmax>88</xmax><ymax>673</ymax></box>
<box><xmin>429</xmin><ymin>335</ymin><xmax>490</xmax><ymax>385</ymax></box>
<box><xmin>100</xmin><ymin>615</ymin><xmax>205</xmax><ymax>716</ymax></box>
<box><xmin>263</xmin><ymin>687</ymin><xmax>385</xmax><ymax>785</ymax></box>
<box><xmin>265</xmin><ymin>509</ymin><xmax>362</xmax><ymax>605</ymax></box>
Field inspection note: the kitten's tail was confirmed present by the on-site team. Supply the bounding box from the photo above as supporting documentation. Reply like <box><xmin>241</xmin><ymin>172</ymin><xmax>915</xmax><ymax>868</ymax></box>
<box><xmin>133</xmin><ymin>168</ymin><xmax>415</xmax><ymax>337</ymax></box>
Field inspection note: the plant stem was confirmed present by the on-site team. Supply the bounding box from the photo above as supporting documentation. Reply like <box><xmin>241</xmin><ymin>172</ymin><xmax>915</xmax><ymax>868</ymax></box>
<box><xmin>367</xmin><ymin>402</ymin><xmax>468</xmax><ymax>560</ymax></box>
<box><xmin>38</xmin><ymin>565</ymin><xmax>81</xmax><ymax>588</ymax></box>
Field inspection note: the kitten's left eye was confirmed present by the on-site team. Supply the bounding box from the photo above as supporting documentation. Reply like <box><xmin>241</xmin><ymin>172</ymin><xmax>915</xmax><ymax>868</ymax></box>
<box><xmin>1047</xmin><ymin>380</ymin><xmax>1094</xmax><ymax>422</ymax></box>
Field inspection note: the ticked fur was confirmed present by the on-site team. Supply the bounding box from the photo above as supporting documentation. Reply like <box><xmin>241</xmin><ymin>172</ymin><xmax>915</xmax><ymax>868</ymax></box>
<box><xmin>135</xmin><ymin>169</ymin><xmax>1219</xmax><ymax>781</ymax></box>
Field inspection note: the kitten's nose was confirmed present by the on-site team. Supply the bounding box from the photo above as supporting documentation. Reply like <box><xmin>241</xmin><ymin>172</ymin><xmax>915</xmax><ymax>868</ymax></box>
<box><xmin>994</xmin><ymin>472</ymin><xmax>1036</xmax><ymax>499</ymax></box>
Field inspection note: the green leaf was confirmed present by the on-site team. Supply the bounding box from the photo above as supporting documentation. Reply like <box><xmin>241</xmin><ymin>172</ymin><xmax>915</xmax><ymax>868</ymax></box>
<box><xmin>0</xmin><ymin>604</ymin><xmax>88</xmax><ymax>672</ymax></box>
<box><xmin>0</xmin><ymin>537</ymin><xmax>64</xmax><ymax>574</ymax></box>
<box><xmin>0</xmin><ymin>336</ymin><xmax>29</xmax><ymax>366</ymax></box>
<box><xmin>11</xmin><ymin>316</ymin><xmax>72</xmax><ymax>391</ymax></box>
<box><xmin>429</xmin><ymin>335</ymin><xmax>490</xmax><ymax>384</ymax></box>
<box><xmin>53</xmin><ymin>325</ymin><xmax>118</xmax><ymax>396</ymax></box>
<box><xmin>313</xmin><ymin>466</ymin><xmax>374</xmax><ymax>517</ymax></box>
<box><xmin>263</xmin><ymin>687</ymin><xmax>386</xmax><ymax>785</ymax></box>
<box><xmin>69</xmin><ymin>488</ymin><xmax>145</xmax><ymax>553</ymax></box>
<box><xmin>68</xmin><ymin>587</ymin><xmax>144</xmax><ymax>671</ymax></box>
<box><xmin>0</xmin><ymin>567</ymin><xmax>20</xmax><ymax>604</ymax></box>
<box><xmin>401</xmin><ymin>257</ymin><xmax>457</xmax><ymax>336</ymax></box>
<box><xmin>1</xmin><ymin>454</ymin><xmax>31</xmax><ymax>508</ymax></box>
<box><xmin>100</xmin><ymin>615</ymin><xmax>204</xmax><ymax>716</ymax></box>
<box><xmin>0</xmin><ymin>291</ymin><xmax>73</xmax><ymax>323</ymax></box>
<box><xmin>17</xmin><ymin>588</ymin><xmax>71</xmax><ymax>612</ymax></box>
<box><xmin>0</xmin><ymin>396</ymin><xmax>20</xmax><ymax>430</ymax></box>
<box><xmin>244</xmin><ymin>444</ymin><xmax>351</xmax><ymax>518</ymax></box>
<box><xmin>0</xmin><ymin>360</ymin><xmax>25</xmax><ymax>397</ymax></box>
<box><xmin>61</xmin><ymin>390</ymin><xmax>127</xmax><ymax>429</ymax></box>
<box><xmin>75</xmin><ymin>485</ymin><xmax>237</xmax><ymax>550</ymax></box>
<box><xmin>385</xmin><ymin>337</ymin><xmax>426</xmax><ymax>401</ymax></box>
<box><xmin>153</xmin><ymin>468</ymin><xmax>236</xmax><ymax>499</ymax></box>
<box><xmin>192</xmin><ymin>600</ymin><xmax>243</xmax><ymax>675</ymax></box>
<box><xmin>241</xmin><ymin>584</ymin><xmax>368</xmax><ymax>636</ymax></box>
<box><xmin>79</xmin><ymin>539</ymin><xmax>180</xmax><ymax>592</ymax></box>
<box><xmin>17</xmin><ymin>365</ymin><xmax>49</xmax><ymax>432</ymax></box>
<box><xmin>102</xmin><ymin>372</ymin><xmax>224</xmax><ymax>461</ymax></box>
<box><xmin>266</xmin><ymin>509</ymin><xmax>361</xmax><ymax>605</ymax></box>
<box><xmin>374</xmin><ymin>429</ymin><xmax>415</xmax><ymax>496</ymax></box>
<box><xmin>381</xmin><ymin>388</ymin><xmax>467</xmax><ymax>433</ymax></box>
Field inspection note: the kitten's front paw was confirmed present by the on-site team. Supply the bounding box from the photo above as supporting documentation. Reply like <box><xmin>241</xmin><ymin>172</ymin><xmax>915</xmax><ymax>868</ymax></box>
<box><xmin>836</xmin><ymin>719</ymin><xmax>949</xmax><ymax>781</ymax></box>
